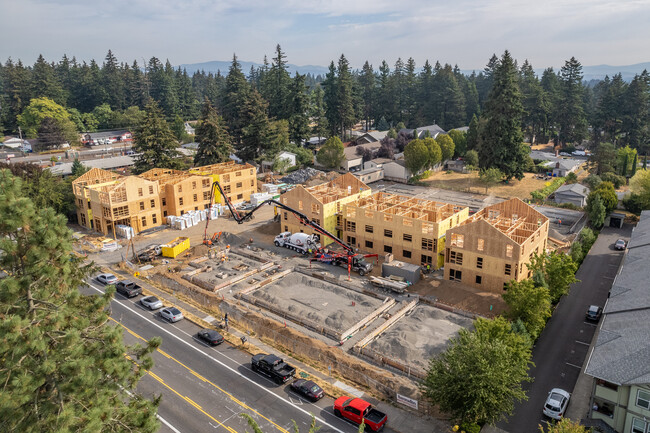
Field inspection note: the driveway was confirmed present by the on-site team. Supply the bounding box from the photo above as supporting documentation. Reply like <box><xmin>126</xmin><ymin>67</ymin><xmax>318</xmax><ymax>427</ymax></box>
<box><xmin>498</xmin><ymin>225</ymin><xmax>632</xmax><ymax>432</ymax></box>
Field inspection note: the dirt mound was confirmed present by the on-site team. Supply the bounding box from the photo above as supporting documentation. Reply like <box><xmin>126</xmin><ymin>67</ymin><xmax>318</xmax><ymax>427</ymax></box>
<box><xmin>280</xmin><ymin>168</ymin><xmax>324</xmax><ymax>184</ymax></box>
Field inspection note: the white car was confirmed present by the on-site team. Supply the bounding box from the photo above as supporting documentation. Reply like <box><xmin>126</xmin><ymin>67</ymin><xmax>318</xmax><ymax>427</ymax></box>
<box><xmin>141</xmin><ymin>296</ymin><xmax>163</xmax><ymax>310</ymax></box>
<box><xmin>543</xmin><ymin>388</ymin><xmax>570</xmax><ymax>420</ymax></box>
<box><xmin>160</xmin><ymin>307</ymin><xmax>183</xmax><ymax>323</ymax></box>
<box><xmin>96</xmin><ymin>273</ymin><xmax>118</xmax><ymax>285</ymax></box>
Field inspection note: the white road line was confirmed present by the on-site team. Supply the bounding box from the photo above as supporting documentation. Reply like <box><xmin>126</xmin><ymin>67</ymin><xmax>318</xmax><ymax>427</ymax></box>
<box><xmin>565</xmin><ymin>362</ymin><xmax>582</xmax><ymax>369</ymax></box>
<box><xmin>575</xmin><ymin>340</ymin><xmax>590</xmax><ymax>346</ymax></box>
<box><xmin>87</xmin><ymin>282</ymin><xmax>346</xmax><ymax>433</ymax></box>
<box><xmin>158</xmin><ymin>414</ymin><xmax>182</xmax><ymax>433</ymax></box>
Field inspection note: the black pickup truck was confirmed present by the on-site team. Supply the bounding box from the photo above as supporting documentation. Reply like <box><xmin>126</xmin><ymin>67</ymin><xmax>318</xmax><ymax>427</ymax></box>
<box><xmin>115</xmin><ymin>281</ymin><xmax>142</xmax><ymax>298</ymax></box>
<box><xmin>251</xmin><ymin>353</ymin><xmax>296</xmax><ymax>384</ymax></box>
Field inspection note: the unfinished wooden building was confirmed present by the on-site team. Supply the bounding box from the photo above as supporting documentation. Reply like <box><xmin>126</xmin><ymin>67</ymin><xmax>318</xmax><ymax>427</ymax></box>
<box><xmin>444</xmin><ymin>198</ymin><xmax>549</xmax><ymax>293</ymax></box>
<box><xmin>189</xmin><ymin>161</ymin><xmax>257</xmax><ymax>205</ymax></box>
<box><xmin>280</xmin><ymin>173</ymin><xmax>371</xmax><ymax>246</ymax></box>
<box><xmin>139</xmin><ymin>168</ymin><xmax>213</xmax><ymax>217</ymax></box>
<box><xmin>341</xmin><ymin>192</ymin><xmax>470</xmax><ymax>268</ymax></box>
<box><xmin>72</xmin><ymin>168</ymin><xmax>162</xmax><ymax>236</ymax></box>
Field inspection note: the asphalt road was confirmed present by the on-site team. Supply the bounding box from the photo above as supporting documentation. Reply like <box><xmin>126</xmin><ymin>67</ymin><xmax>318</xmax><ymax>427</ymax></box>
<box><xmin>498</xmin><ymin>225</ymin><xmax>632</xmax><ymax>433</ymax></box>
<box><xmin>82</xmin><ymin>280</ymin><xmax>394</xmax><ymax>433</ymax></box>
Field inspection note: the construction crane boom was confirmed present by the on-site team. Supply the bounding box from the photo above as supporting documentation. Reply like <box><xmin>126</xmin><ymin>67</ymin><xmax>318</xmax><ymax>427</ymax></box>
<box><xmin>204</xmin><ymin>180</ymin><xmax>354</xmax><ymax>254</ymax></box>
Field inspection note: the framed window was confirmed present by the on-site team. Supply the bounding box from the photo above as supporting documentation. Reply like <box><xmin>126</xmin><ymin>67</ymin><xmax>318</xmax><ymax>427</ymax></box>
<box><xmin>150</xmin><ymin>199</ymin><xmax>155</xmax><ymax>208</ymax></box>
<box><xmin>192</xmin><ymin>181</ymin><xmax>196</xmax><ymax>189</ymax></box>
<box><xmin>422</xmin><ymin>238</ymin><xmax>434</xmax><ymax>251</ymax></box>
<box><xmin>223</xmin><ymin>174</ymin><xmax>230</xmax><ymax>182</ymax></box>
<box><xmin>477</xmin><ymin>238</ymin><xmax>484</xmax><ymax>251</ymax></box>
<box><xmin>365</xmin><ymin>240</ymin><xmax>373</xmax><ymax>248</ymax></box>
<box><xmin>632</xmin><ymin>418</ymin><xmax>647</xmax><ymax>433</ymax></box>
<box><xmin>347</xmin><ymin>236</ymin><xmax>356</xmax><ymax>245</ymax></box>
<box><xmin>162</xmin><ymin>197</ymin><xmax>166</xmax><ymax>206</ymax></box>
<box><xmin>236</xmin><ymin>182</ymin><xmax>242</xmax><ymax>188</ymax></box>
<box><xmin>202</xmin><ymin>179</ymin><xmax>210</xmax><ymax>187</ymax></box>
<box><xmin>476</xmin><ymin>257</ymin><xmax>483</xmax><ymax>269</ymax></box>
<box><xmin>138</xmin><ymin>188</ymin><xmax>143</xmax><ymax>197</ymax></box>
<box><xmin>141</xmin><ymin>216</ymin><xmax>147</xmax><ymax>227</ymax></box>
<box><xmin>163</xmin><ymin>210</ymin><xmax>167</xmax><ymax>217</ymax></box>
<box><xmin>178</xmin><ymin>185</ymin><xmax>182</xmax><ymax>192</ymax></box>
<box><xmin>505</xmin><ymin>264</ymin><xmax>512</xmax><ymax>276</ymax></box>
<box><xmin>298</xmin><ymin>201</ymin><xmax>303</xmax><ymax>210</ymax></box>
<box><xmin>223</xmin><ymin>185</ymin><xmax>231</xmax><ymax>193</ymax></box>
<box><xmin>237</xmin><ymin>194</ymin><xmax>243</xmax><ymax>200</ymax></box>
<box><xmin>506</xmin><ymin>245</ymin><xmax>513</xmax><ymax>258</ymax></box>
<box><xmin>179</xmin><ymin>197</ymin><xmax>184</xmax><ymax>206</ymax></box>
<box><xmin>148</xmin><ymin>185</ymin><xmax>154</xmax><ymax>195</ymax></box>
<box><xmin>384</xmin><ymin>245</ymin><xmax>392</xmax><ymax>253</ymax></box>
<box><xmin>384</xmin><ymin>229</ymin><xmax>393</xmax><ymax>238</ymax></box>
<box><xmin>203</xmin><ymin>191</ymin><xmax>210</xmax><ymax>200</ymax></box>
<box><xmin>475</xmin><ymin>275</ymin><xmax>482</xmax><ymax>284</ymax></box>
<box><xmin>421</xmin><ymin>255</ymin><xmax>432</xmax><ymax>266</ymax></box>
<box><xmin>236</xmin><ymin>171</ymin><xmax>242</xmax><ymax>176</ymax></box>
<box><xmin>193</xmin><ymin>194</ymin><xmax>198</xmax><ymax>202</ymax></box>
<box><xmin>450</xmin><ymin>233</ymin><xmax>464</xmax><ymax>247</ymax></box>
<box><xmin>637</xmin><ymin>390</ymin><xmax>650</xmax><ymax>410</ymax></box>
<box><xmin>312</xmin><ymin>203</ymin><xmax>320</xmax><ymax>213</ymax></box>
<box><xmin>365</xmin><ymin>225</ymin><xmax>374</xmax><ymax>233</ymax></box>
<box><xmin>152</xmin><ymin>214</ymin><xmax>157</xmax><ymax>224</ymax></box>
<box><xmin>139</xmin><ymin>201</ymin><xmax>145</xmax><ymax>211</ymax></box>
<box><xmin>449</xmin><ymin>269</ymin><xmax>462</xmax><ymax>282</ymax></box>
<box><xmin>284</xmin><ymin>212</ymin><xmax>288</xmax><ymax>220</ymax></box>
<box><xmin>250</xmin><ymin>180</ymin><xmax>254</xmax><ymax>186</ymax></box>
<box><xmin>403</xmin><ymin>250</ymin><xmax>412</xmax><ymax>258</ymax></box>
<box><xmin>346</xmin><ymin>221</ymin><xmax>356</xmax><ymax>232</ymax></box>
<box><xmin>403</xmin><ymin>234</ymin><xmax>412</xmax><ymax>242</ymax></box>
<box><xmin>449</xmin><ymin>251</ymin><xmax>463</xmax><ymax>265</ymax></box>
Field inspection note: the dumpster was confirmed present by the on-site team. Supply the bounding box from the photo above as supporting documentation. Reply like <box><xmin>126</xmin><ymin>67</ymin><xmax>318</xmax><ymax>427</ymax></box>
<box><xmin>162</xmin><ymin>237</ymin><xmax>190</xmax><ymax>258</ymax></box>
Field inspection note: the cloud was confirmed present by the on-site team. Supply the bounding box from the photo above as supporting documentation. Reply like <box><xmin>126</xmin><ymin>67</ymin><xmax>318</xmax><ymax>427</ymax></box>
<box><xmin>1</xmin><ymin>0</ymin><xmax>648</xmax><ymax>70</ymax></box>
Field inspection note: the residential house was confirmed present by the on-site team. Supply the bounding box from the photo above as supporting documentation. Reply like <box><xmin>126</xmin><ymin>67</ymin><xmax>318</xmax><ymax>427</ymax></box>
<box><xmin>353</xmin><ymin>167</ymin><xmax>384</xmax><ymax>184</ymax></box>
<box><xmin>400</xmin><ymin>124</ymin><xmax>446</xmax><ymax>139</ymax></box>
<box><xmin>383</xmin><ymin>160</ymin><xmax>410</xmax><ymax>183</ymax></box>
<box><xmin>279</xmin><ymin>173</ymin><xmax>371</xmax><ymax>246</ymax></box>
<box><xmin>546</xmin><ymin>159</ymin><xmax>582</xmax><ymax>177</ymax></box>
<box><xmin>341</xmin><ymin>192</ymin><xmax>469</xmax><ymax>268</ymax></box>
<box><xmin>585</xmin><ymin>211</ymin><xmax>650</xmax><ymax>433</ymax></box>
<box><xmin>554</xmin><ymin>183</ymin><xmax>590</xmax><ymax>207</ymax></box>
<box><xmin>261</xmin><ymin>151</ymin><xmax>297</xmax><ymax>171</ymax></box>
<box><xmin>48</xmin><ymin>155</ymin><xmax>136</xmax><ymax>176</ymax></box>
<box><xmin>184</xmin><ymin>122</ymin><xmax>195</xmax><ymax>135</ymax></box>
<box><xmin>83</xmin><ymin>130</ymin><xmax>132</xmax><ymax>145</ymax></box>
<box><xmin>338</xmin><ymin>141</ymin><xmax>383</xmax><ymax>171</ymax></box>
<box><xmin>355</xmin><ymin>131</ymin><xmax>388</xmax><ymax>145</ymax></box>
<box><xmin>444</xmin><ymin>198</ymin><xmax>549</xmax><ymax>293</ymax></box>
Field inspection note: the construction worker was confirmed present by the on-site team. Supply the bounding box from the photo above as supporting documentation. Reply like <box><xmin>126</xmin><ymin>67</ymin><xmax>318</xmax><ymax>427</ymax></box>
<box><xmin>224</xmin><ymin>313</ymin><xmax>229</xmax><ymax>331</ymax></box>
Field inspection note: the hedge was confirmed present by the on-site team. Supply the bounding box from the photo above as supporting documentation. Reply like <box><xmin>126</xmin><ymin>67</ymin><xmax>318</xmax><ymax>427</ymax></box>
<box><xmin>530</xmin><ymin>177</ymin><xmax>566</xmax><ymax>201</ymax></box>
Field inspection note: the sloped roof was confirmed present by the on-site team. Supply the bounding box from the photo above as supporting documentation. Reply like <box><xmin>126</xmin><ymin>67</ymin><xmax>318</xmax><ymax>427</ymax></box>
<box><xmin>555</xmin><ymin>183</ymin><xmax>590</xmax><ymax>197</ymax></box>
<box><xmin>585</xmin><ymin>211</ymin><xmax>650</xmax><ymax>385</ymax></box>
<box><xmin>344</xmin><ymin>141</ymin><xmax>382</xmax><ymax>160</ymax></box>
<box><xmin>400</xmin><ymin>124</ymin><xmax>446</xmax><ymax>139</ymax></box>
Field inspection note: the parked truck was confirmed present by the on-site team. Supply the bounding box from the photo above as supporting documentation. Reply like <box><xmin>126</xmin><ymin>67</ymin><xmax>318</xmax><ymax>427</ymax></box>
<box><xmin>273</xmin><ymin>232</ymin><xmax>321</xmax><ymax>255</ymax></box>
<box><xmin>115</xmin><ymin>281</ymin><xmax>142</xmax><ymax>298</ymax></box>
<box><xmin>251</xmin><ymin>353</ymin><xmax>296</xmax><ymax>384</ymax></box>
<box><xmin>333</xmin><ymin>397</ymin><xmax>387</xmax><ymax>431</ymax></box>
<box><xmin>313</xmin><ymin>249</ymin><xmax>374</xmax><ymax>276</ymax></box>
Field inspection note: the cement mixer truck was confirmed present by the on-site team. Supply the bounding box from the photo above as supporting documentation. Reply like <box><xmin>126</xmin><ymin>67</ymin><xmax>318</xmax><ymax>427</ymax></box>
<box><xmin>274</xmin><ymin>232</ymin><xmax>321</xmax><ymax>255</ymax></box>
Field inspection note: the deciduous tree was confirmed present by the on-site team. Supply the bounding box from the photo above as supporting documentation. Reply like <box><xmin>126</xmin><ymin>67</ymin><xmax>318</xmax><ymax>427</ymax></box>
<box><xmin>436</xmin><ymin>134</ymin><xmax>455</xmax><ymax>162</ymax></box>
<box><xmin>503</xmin><ymin>279</ymin><xmax>552</xmax><ymax>340</ymax></box>
<box><xmin>479</xmin><ymin>167</ymin><xmax>503</xmax><ymax>194</ymax></box>
<box><xmin>404</xmin><ymin>139</ymin><xmax>429</xmax><ymax>176</ymax></box>
<box><xmin>316</xmin><ymin>136</ymin><xmax>345</xmax><ymax>169</ymax></box>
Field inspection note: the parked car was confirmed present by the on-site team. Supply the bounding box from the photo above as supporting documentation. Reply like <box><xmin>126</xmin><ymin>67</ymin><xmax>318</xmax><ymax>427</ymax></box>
<box><xmin>96</xmin><ymin>273</ymin><xmax>118</xmax><ymax>285</ymax></box>
<box><xmin>543</xmin><ymin>388</ymin><xmax>570</xmax><ymax>420</ymax></box>
<box><xmin>160</xmin><ymin>307</ymin><xmax>183</xmax><ymax>323</ymax></box>
<box><xmin>140</xmin><ymin>296</ymin><xmax>163</xmax><ymax>310</ymax></box>
<box><xmin>251</xmin><ymin>353</ymin><xmax>296</xmax><ymax>384</ymax></box>
<box><xmin>290</xmin><ymin>379</ymin><xmax>324</xmax><ymax>401</ymax></box>
<box><xmin>614</xmin><ymin>239</ymin><xmax>627</xmax><ymax>250</ymax></box>
<box><xmin>115</xmin><ymin>281</ymin><xmax>142</xmax><ymax>298</ymax></box>
<box><xmin>334</xmin><ymin>397</ymin><xmax>388</xmax><ymax>431</ymax></box>
<box><xmin>586</xmin><ymin>305</ymin><xmax>603</xmax><ymax>321</ymax></box>
<box><xmin>197</xmin><ymin>329</ymin><xmax>225</xmax><ymax>346</ymax></box>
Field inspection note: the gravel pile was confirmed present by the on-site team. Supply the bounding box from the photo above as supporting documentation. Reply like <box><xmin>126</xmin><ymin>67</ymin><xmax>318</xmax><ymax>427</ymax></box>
<box><xmin>280</xmin><ymin>168</ymin><xmax>324</xmax><ymax>184</ymax></box>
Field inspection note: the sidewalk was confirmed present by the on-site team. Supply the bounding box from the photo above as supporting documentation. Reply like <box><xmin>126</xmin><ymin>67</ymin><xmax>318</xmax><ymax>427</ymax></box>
<box><xmin>109</xmin><ymin>266</ymin><xmax>450</xmax><ymax>433</ymax></box>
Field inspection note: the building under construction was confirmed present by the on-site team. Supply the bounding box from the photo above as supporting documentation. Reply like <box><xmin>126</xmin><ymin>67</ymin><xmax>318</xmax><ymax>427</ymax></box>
<box><xmin>340</xmin><ymin>192</ymin><xmax>470</xmax><ymax>268</ymax></box>
<box><xmin>279</xmin><ymin>173</ymin><xmax>371</xmax><ymax>246</ymax></box>
<box><xmin>444</xmin><ymin>198</ymin><xmax>549</xmax><ymax>293</ymax></box>
<box><xmin>72</xmin><ymin>161</ymin><xmax>258</xmax><ymax>236</ymax></box>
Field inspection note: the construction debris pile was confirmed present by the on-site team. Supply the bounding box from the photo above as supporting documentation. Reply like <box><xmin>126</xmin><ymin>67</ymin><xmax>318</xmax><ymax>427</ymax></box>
<box><xmin>280</xmin><ymin>168</ymin><xmax>324</xmax><ymax>184</ymax></box>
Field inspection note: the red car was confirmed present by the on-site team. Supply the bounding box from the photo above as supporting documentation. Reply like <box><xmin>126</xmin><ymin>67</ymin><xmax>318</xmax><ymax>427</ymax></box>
<box><xmin>333</xmin><ymin>396</ymin><xmax>387</xmax><ymax>431</ymax></box>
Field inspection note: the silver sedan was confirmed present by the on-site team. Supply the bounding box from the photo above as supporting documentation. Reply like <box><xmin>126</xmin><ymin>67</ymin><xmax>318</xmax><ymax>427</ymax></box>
<box><xmin>141</xmin><ymin>296</ymin><xmax>163</xmax><ymax>310</ymax></box>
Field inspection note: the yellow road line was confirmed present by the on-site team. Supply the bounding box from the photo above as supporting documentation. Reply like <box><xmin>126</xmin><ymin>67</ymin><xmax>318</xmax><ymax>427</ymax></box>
<box><xmin>110</xmin><ymin>317</ymin><xmax>290</xmax><ymax>433</ymax></box>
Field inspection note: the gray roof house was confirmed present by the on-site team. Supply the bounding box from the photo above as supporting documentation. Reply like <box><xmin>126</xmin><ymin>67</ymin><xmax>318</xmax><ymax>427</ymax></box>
<box><xmin>584</xmin><ymin>211</ymin><xmax>650</xmax><ymax>432</ymax></box>
<box><xmin>554</xmin><ymin>183</ymin><xmax>590</xmax><ymax>207</ymax></box>
<box><xmin>400</xmin><ymin>124</ymin><xmax>446</xmax><ymax>139</ymax></box>
<box><xmin>545</xmin><ymin>159</ymin><xmax>582</xmax><ymax>177</ymax></box>
<box><xmin>355</xmin><ymin>130</ymin><xmax>388</xmax><ymax>145</ymax></box>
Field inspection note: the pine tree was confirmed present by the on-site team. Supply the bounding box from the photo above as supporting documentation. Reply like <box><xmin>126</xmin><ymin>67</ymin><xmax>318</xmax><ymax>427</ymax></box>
<box><xmin>37</xmin><ymin>116</ymin><xmax>66</xmax><ymax>149</ymax></box>
<box><xmin>132</xmin><ymin>101</ymin><xmax>182</xmax><ymax>173</ymax></box>
<box><xmin>263</xmin><ymin>44</ymin><xmax>291</xmax><ymax>120</ymax></box>
<box><xmin>558</xmin><ymin>57</ymin><xmax>588</xmax><ymax>146</ymax></box>
<box><xmin>478</xmin><ymin>51</ymin><xmax>528</xmax><ymax>180</ymax></box>
<box><xmin>622</xmin><ymin>71</ymin><xmax>650</xmax><ymax>150</ymax></box>
<box><xmin>31</xmin><ymin>54</ymin><xmax>65</xmax><ymax>105</ymax></box>
<box><xmin>71</xmin><ymin>158</ymin><xmax>87</xmax><ymax>177</ymax></box>
<box><xmin>310</xmin><ymin>85</ymin><xmax>329</xmax><ymax>141</ymax></box>
<box><xmin>239</xmin><ymin>89</ymin><xmax>271</xmax><ymax>162</ymax></box>
<box><xmin>358</xmin><ymin>61</ymin><xmax>375</xmax><ymax>131</ymax></box>
<box><xmin>194</xmin><ymin>99</ymin><xmax>233</xmax><ymax>166</ymax></box>
<box><xmin>335</xmin><ymin>54</ymin><xmax>357</xmax><ymax>138</ymax></box>
<box><xmin>102</xmin><ymin>49</ymin><xmax>125</xmax><ymax>109</ymax></box>
<box><xmin>287</xmin><ymin>73</ymin><xmax>311</xmax><ymax>145</ymax></box>
<box><xmin>222</xmin><ymin>54</ymin><xmax>251</xmax><ymax>147</ymax></box>
<box><xmin>0</xmin><ymin>169</ymin><xmax>161</xmax><ymax>433</ymax></box>
<box><xmin>322</xmin><ymin>61</ymin><xmax>338</xmax><ymax>137</ymax></box>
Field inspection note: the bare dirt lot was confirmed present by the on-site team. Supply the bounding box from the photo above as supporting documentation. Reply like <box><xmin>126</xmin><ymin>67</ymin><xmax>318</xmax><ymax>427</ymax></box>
<box><xmin>368</xmin><ymin>303</ymin><xmax>473</xmax><ymax>373</ymax></box>
<box><xmin>421</xmin><ymin>171</ymin><xmax>550</xmax><ymax>200</ymax></box>
<box><xmin>410</xmin><ymin>276</ymin><xmax>507</xmax><ymax>317</ymax></box>
<box><xmin>250</xmin><ymin>272</ymin><xmax>384</xmax><ymax>333</ymax></box>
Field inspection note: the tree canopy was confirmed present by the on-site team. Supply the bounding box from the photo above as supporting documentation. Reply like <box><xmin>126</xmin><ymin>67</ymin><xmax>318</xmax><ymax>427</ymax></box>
<box><xmin>194</xmin><ymin>99</ymin><xmax>233</xmax><ymax>166</ymax></box>
<box><xmin>132</xmin><ymin>101</ymin><xmax>183</xmax><ymax>173</ymax></box>
<box><xmin>316</xmin><ymin>136</ymin><xmax>345</xmax><ymax>169</ymax></box>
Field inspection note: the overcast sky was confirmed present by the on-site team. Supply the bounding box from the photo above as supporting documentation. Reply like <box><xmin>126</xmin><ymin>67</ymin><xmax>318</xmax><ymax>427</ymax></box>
<box><xmin>2</xmin><ymin>0</ymin><xmax>649</xmax><ymax>71</ymax></box>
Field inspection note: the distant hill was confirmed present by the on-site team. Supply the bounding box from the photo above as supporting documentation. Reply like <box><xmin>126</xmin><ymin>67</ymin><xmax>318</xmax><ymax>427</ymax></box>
<box><xmin>177</xmin><ymin>60</ymin><xmax>329</xmax><ymax>77</ymax></box>
<box><xmin>180</xmin><ymin>59</ymin><xmax>649</xmax><ymax>82</ymax></box>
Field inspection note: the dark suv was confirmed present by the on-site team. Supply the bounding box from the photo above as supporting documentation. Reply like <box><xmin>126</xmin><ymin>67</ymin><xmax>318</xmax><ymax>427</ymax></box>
<box><xmin>586</xmin><ymin>305</ymin><xmax>602</xmax><ymax>321</ymax></box>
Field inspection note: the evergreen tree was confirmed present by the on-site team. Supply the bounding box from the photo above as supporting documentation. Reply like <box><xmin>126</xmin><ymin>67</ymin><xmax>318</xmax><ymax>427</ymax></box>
<box><xmin>71</xmin><ymin>158</ymin><xmax>87</xmax><ymax>177</ymax></box>
<box><xmin>519</xmin><ymin>60</ymin><xmax>549</xmax><ymax>145</ymax></box>
<box><xmin>263</xmin><ymin>44</ymin><xmax>291</xmax><ymax>120</ymax></box>
<box><xmin>102</xmin><ymin>49</ymin><xmax>125</xmax><ymax>109</ymax></box>
<box><xmin>222</xmin><ymin>54</ymin><xmax>251</xmax><ymax>147</ymax></box>
<box><xmin>416</xmin><ymin>60</ymin><xmax>436</xmax><ymax>126</ymax></box>
<box><xmin>557</xmin><ymin>57</ymin><xmax>588</xmax><ymax>146</ymax></box>
<box><xmin>132</xmin><ymin>101</ymin><xmax>182</xmax><ymax>173</ymax></box>
<box><xmin>622</xmin><ymin>70</ymin><xmax>650</xmax><ymax>151</ymax></box>
<box><xmin>310</xmin><ymin>85</ymin><xmax>329</xmax><ymax>141</ymax></box>
<box><xmin>171</xmin><ymin>115</ymin><xmax>186</xmax><ymax>142</ymax></box>
<box><xmin>478</xmin><ymin>51</ymin><xmax>528</xmax><ymax>180</ymax></box>
<box><xmin>31</xmin><ymin>54</ymin><xmax>65</xmax><ymax>105</ymax></box>
<box><xmin>540</xmin><ymin>68</ymin><xmax>561</xmax><ymax>142</ymax></box>
<box><xmin>466</xmin><ymin>114</ymin><xmax>480</xmax><ymax>151</ymax></box>
<box><xmin>0</xmin><ymin>169</ymin><xmax>161</xmax><ymax>433</ymax></box>
<box><xmin>194</xmin><ymin>99</ymin><xmax>233</xmax><ymax>166</ymax></box>
<box><xmin>336</xmin><ymin>55</ymin><xmax>357</xmax><ymax>138</ymax></box>
<box><xmin>376</xmin><ymin>60</ymin><xmax>395</xmax><ymax>125</ymax></box>
<box><xmin>358</xmin><ymin>61</ymin><xmax>376</xmax><ymax>131</ymax></box>
<box><xmin>287</xmin><ymin>73</ymin><xmax>311</xmax><ymax>144</ymax></box>
<box><xmin>239</xmin><ymin>89</ymin><xmax>272</xmax><ymax>162</ymax></box>
<box><xmin>37</xmin><ymin>116</ymin><xmax>66</xmax><ymax>149</ymax></box>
